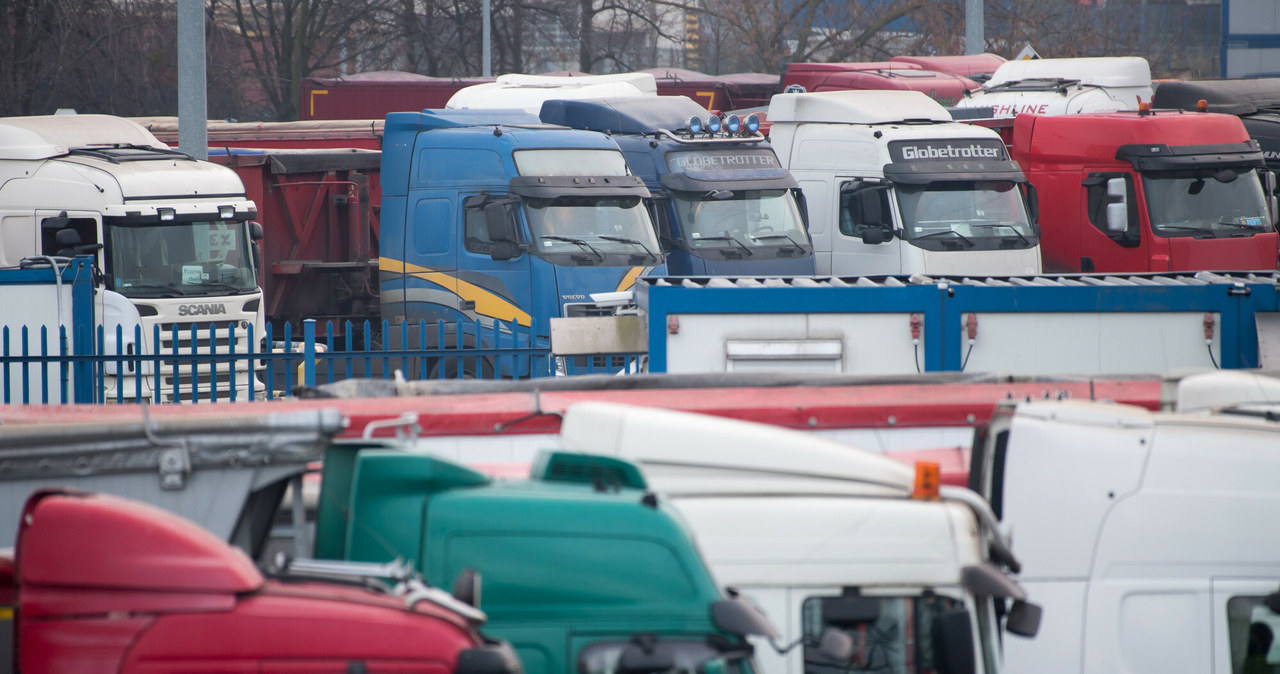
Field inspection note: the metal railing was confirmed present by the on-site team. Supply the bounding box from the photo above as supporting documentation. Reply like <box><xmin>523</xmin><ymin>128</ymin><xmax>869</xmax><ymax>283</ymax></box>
<box><xmin>1</xmin><ymin>318</ymin><xmax>645</xmax><ymax>404</ymax></box>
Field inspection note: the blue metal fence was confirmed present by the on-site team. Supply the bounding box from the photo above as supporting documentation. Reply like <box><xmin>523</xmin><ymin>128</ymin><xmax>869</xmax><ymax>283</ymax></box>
<box><xmin>2</xmin><ymin>317</ymin><xmax>645</xmax><ymax>405</ymax></box>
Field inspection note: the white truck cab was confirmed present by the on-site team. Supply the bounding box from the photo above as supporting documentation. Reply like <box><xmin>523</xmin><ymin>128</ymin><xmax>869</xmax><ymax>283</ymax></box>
<box><xmin>767</xmin><ymin>90</ymin><xmax>1041</xmax><ymax>276</ymax></box>
<box><xmin>951</xmin><ymin>56</ymin><xmax>1153</xmax><ymax>118</ymax></box>
<box><xmin>0</xmin><ymin>114</ymin><xmax>266</xmax><ymax>402</ymax></box>
<box><xmin>559</xmin><ymin>401</ymin><xmax>1041</xmax><ymax>674</ymax></box>
<box><xmin>446</xmin><ymin>72</ymin><xmax>657</xmax><ymax>114</ymax></box>
<box><xmin>970</xmin><ymin>371</ymin><xmax>1280</xmax><ymax>673</ymax></box>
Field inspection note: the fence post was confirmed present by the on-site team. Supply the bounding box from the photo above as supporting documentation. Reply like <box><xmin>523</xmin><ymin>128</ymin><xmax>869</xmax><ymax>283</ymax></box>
<box><xmin>303</xmin><ymin>319</ymin><xmax>316</xmax><ymax>389</ymax></box>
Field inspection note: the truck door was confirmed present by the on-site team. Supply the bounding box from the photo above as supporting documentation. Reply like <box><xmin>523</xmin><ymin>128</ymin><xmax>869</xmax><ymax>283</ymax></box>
<box><xmin>829</xmin><ymin>180</ymin><xmax>901</xmax><ymax>275</ymax></box>
<box><xmin>1078</xmin><ymin>172</ymin><xmax>1150</xmax><ymax>272</ymax></box>
<box><xmin>459</xmin><ymin>195</ymin><xmax>533</xmax><ymax>332</ymax></box>
<box><xmin>1212</xmin><ymin>579</ymin><xmax>1280</xmax><ymax>674</ymax></box>
<box><xmin>395</xmin><ymin>196</ymin><xmax>459</xmax><ymax>325</ymax></box>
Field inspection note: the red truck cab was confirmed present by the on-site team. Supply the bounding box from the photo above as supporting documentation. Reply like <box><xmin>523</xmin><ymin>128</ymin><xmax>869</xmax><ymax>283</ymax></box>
<box><xmin>781</xmin><ymin>61</ymin><xmax>977</xmax><ymax>106</ymax></box>
<box><xmin>1012</xmin><ymin>109</ymin><xmax>1279</xmax><ymax>272</ymax></box>
<box><xmin>8</xmin><ymin>489</ymin><xmax>519</xmax><ymax>674</ymax></box>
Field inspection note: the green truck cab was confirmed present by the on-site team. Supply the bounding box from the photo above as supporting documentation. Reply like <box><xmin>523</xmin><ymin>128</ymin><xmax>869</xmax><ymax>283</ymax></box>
<box><xmin>314</xmin><ymin>444</ymin><xmax>777</xmax><ymax>674</ymax></box>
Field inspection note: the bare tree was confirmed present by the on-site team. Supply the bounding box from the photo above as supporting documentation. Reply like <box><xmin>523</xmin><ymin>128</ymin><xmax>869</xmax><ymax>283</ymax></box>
<box><xmin>215</xmin><ymin>0</ymin><xmax>402</xmax><ymax>120</ymax></box>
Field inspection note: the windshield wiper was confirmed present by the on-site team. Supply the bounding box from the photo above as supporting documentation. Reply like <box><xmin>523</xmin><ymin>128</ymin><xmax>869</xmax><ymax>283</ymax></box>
<box><xmin>191</xmin><ymin>281</ymin><xmax>250</xmax><ymax>294</ymax></box>
<box><xmin>983</xmin><ymin>77</ymin><xmax>1082</xmax><ymax>93</ymax></box>
<box><xmin>695</xmin><ymin>234</ymin><xmax>754</xmax><ymax>257</ymax></box>
<box><xmin>1154</xmin><ymin>225</ymin><xmax>1215</xmax><ymax>238</ymax></box>
<box><xmin>914</xmin><ymin>230</ymin><xmax>975</xmax><ymax>247</ymax></box>
<box><xmin>750</xmin><ymin>232</ymin><xmax>810</xmax><ymax>254</ymax></box>
<box><xmin>972</xmin><ymin>223</ymin><xmax>1032</xmax><ymax>246</ymax></box>
<box><xmin>542</xmin><ymin>235</ymin><xmax>605</xmax><ymax>262</ymax></box>
<box><xmin>598</xmin><ymin>235</ymin><xmax>660</xmax><ymax>262</ymax></box>
<box><xmin>1217</xmin><ymin>220</ymin><xmax>1268</xmax><ymax>235</ymax></box>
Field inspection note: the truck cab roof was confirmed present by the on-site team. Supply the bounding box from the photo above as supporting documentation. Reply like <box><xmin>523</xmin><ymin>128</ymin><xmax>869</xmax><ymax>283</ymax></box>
<box><xmin>540</xmin><ymin>95</ymin><xmax>710</xmax><ymax>135</ymax></box>
<box><xmin>1153</xmin><ymin>78</ymin><xmax>1280</xmax><ymax>116</ymax></box>
<box><xmin>447</xmin><ymin>73</ymin><xmax>657</xmax><ymax>114</ymax></box>
<box><xmin>767</xmin><ymin>90</ymin><xmax>952</xmax><ymax>125</ymax></box>
<box><xmin>982</xmin><ymin>56</ymin><xmax>1151</xmax><ymax>90</ymax></box>
<box><xmin>0</xmin><ymin>114</ymin><xmax>170</xmax><ymax>161</ymax></box>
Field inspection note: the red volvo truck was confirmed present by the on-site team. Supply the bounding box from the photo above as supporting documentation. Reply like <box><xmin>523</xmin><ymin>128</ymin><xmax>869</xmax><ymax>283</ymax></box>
<box><xmin>3</xmin><ymin>489</ymin><xmax>518</xmax><ymax>674</ymax></box>
<box><xmin>1011</xmin><ymin>108</ymin><xmax>1279</xmax><ymax>272</ymax></box>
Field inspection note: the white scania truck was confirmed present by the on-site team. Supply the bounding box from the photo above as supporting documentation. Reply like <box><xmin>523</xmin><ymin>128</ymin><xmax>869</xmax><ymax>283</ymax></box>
<box><xmin>0</xmin><ymin>114</ymin><xmax>265</xmax><ymax>402</ymax></box>
<box><xmin>766</xmin><ymin>90</ymin><xmax>1041</xmax><ymax>276</ymax></box>
<box><xmin>559</xmin><ymin>401</ymin><xmax>1041</xmax><ymax>674</ymax></box>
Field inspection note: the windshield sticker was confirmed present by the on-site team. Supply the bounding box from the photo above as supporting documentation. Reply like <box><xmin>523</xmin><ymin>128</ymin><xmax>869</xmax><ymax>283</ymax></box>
<box><xmin>889</xmin><ymin>139</ymin><xmax>1008</xmax><ymax>163</ymax></box>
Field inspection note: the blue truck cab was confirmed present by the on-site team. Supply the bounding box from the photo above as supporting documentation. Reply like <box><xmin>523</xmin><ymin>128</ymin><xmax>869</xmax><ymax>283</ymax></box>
<box><xmin>540</xmin><ymin>97</ymin><xmax>815</xmax><ymax>275</ymax></box>
<box><xmin>380</xmin><ymin>109</ymin><xmax>664</xmax><ymax>362</ymax></box>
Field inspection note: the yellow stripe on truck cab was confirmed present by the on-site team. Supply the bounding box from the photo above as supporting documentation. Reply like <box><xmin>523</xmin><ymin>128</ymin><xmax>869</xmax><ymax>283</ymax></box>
<box><xmin>616</xmin><ymin>267</ymin><xmax>644</xmax><ymax>293</ymax></box>
<box><xmin>380</xmin><ymin>257</ymin><xmax>533</xmax><ymax>327</ymax></box>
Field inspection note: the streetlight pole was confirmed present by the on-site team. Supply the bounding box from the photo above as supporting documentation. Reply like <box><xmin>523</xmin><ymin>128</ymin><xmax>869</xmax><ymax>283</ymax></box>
<box><xmin>177</xmin><ymin>0</ymin><xmax>208</xmax><ymax>159</ymax></box>
<box><xmin>965</xmin><ymin>0</ymin><xmax>984</xmax><ymax>55</ymax></box>
<box><xmin>483</xmin><ymin>0</ymin><xmax>492</xmax><ymax>76</ymax></box>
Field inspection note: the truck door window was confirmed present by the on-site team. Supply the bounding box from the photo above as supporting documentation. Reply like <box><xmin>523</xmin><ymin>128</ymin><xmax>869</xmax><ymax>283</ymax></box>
<box><xmin>464</xmin><ymin>203</ymin><xmax>494</xmax><ymax>254</ymax></box>
<box><xmin>839</xmin><ymin>183</ymin><xmax>892</xmax><ymax>238</ymax></box>
<box><xmin>801</xmin><ymin>592</ymin><xmax>971</xmax><ymax>674</ymax></box>
<box><xmin>41</xmin><ymin>216</ymin><xmax>97</xmax><ymax>258</ymax></box>
<box><xmin>1085</xmin><ymin>173</ymin><xmax>1139</xmax><ymax>246</ymax></box>
<box><xmin>1225</xmin><ymin>596</ymin><xmax>1280</xmax><ymax>674</ymax></box>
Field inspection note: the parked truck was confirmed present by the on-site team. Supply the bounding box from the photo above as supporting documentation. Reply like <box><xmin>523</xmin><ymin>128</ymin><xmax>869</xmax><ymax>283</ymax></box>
<box><xmin>0</xmin><ymin>114</ymin><xmax>266</xmax><ymax>402</ymax></box>
<box><xmin>3</xmin><ymin>488</ymin><xmax>520</xmax><ymax>674</ymax></box>
<box><xmin>539</xmin><ymin>96</ymin><xmax>816</xmax><ymax>275</ymax></box>
<box><xmin>313</xmin><ymin>442</ymin><xmax>782</xmax><ymax>674</ymax></box>
<box><xmin>781</xmin><ymin>62</ymin><xmax>978</xmax><ymax>107</ymax></box>
<box><xmin>558</xmin><ymin>401</ymin><xmax>1042</xmax><ymax>674</ymax></box>
<box><xmin>1152</xmin><ymin>78</ymin><xmax>1280</xmax><ymax>171</ymax></box>
<box><xmin>446</xmin><ymin>72</ymin><xmax>657</xmax><ymax>114</ymax></box>
<box><xmin>1010</xmin><ymin>108</ymin><xmax>1278</xmax><ymax>272</ymax></box>
<box><xmin>968</xmin><ymin>370</ymin><xmax>1280</xmax><ymax>673</ymax></box>
<box><xmin>765</xmin><ymin>90</ymin><xmax>1041</xmax><ymax>276</ymax></box>
<box><xmin>950</xmin><ymin>56</ymin><xmax>1152</xmax><ymax>121</ymax></box>
<box><xmin>379</xmin><ymin>108</ymin><xmax>664</xmax><ymax>372</ymax></box>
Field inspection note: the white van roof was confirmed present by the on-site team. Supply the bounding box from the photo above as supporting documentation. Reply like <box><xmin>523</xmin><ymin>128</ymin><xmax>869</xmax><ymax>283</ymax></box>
<box><xmin>984</xmin><ymin>56</ymin><xmax>1151</xmax><ymax>90</ymax></box>
<box><xmin>0</xmin><ymin>114</ymin><xmax>168</xmax><ymax>160</ymax></box>
<box><xmin>558</xmin><ymin>401</ymin><xmax>914</xmax><ymax>497</ymax></box>
<box><xmin>1173</xmin><ymin>371</ymin><xmax>1280</xmax><ymax>412</ymax></box>
<box><xmin>446</xmin><ymin>72</ymin><xmax>658</xmax><ymax>113</ymax></box>
<box><xmin>767</xmin><ymin>90</ymin><xmax>952</xmax><ymax>125</ymax></box>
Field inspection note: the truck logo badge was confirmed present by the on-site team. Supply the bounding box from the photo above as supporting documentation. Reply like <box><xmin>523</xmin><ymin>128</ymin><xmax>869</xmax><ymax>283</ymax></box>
<box><xmin>178</xmin><ymin>303</ymin><xmax>229</xmax><ymax>317</ymax></box>
<box><xmin>783</xmin><ymin>84</ymin><xmax>807</xmax><ymax>93</ymax></box>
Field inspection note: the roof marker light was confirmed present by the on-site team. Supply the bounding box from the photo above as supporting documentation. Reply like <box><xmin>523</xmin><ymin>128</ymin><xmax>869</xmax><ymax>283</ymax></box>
<box><xmin>746</xmin><ymin>115</ymin><xmax>760</xmax><ymax>133</ymax></box>
<box><xmin>912</xmin><ymin>461</ymin><xmax>941</xmax><ymax>500</ymax></box>
<box><xmin>726</xmin><ymin>115</ymin><xmax>741</xmax><ymax>134</ymax></box>
<box><xmin>158</xmin><ymin>207</ymin><xmax>176</xmax><ymax>222</ymax></box>
<box><xmin>688</xmin><ymin>116</ymin><xmax>703</xmax><ymax>134</ymax></box>
<box><xmin>1196</xmin><ymin>99</ymin><xmax>1208</xmax><ymax>112</ymax></box>
<box><xmin>219</xmin><ymin>205</ymin><xmax>235</xmax><ymax>220</ymax></box>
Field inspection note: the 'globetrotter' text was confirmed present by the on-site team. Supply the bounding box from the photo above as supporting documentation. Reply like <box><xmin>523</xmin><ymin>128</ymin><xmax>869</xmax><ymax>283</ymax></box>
<box><xmin>899</xmin><ymin>144</ymin><xmax>1004</xmax><ymax>161</ymax></box>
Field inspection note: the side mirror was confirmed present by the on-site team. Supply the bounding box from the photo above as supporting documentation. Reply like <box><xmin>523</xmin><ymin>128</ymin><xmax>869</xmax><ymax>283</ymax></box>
<box><xmin>1005</xmin><ymin>599</ymin><xmax>1043</xmax><ymax>638</ymax></box>
<box><xmin>821</xmin><ymin>594</ymin><xmax>882</xmax><ymax>627</ymax></box>
<box><xmin>489</xmin><ymin>240</ymin><xmax>521</xmax><ymax>262</ymax></box>
<box><xmin>711</xmin><ymin>596</ymin><xmax>780</xmax><ymax>640</ymax></box>
<box><xmin>1267</xmin><ymin>591</ymin><xmax>1280</xmax><ymax>614</ymax></box>
<box><xmin>815</xmin><ymin>627</ymin><xmax>854</xmax><ymax>662</ymax></box>
<box><xmin>248</xmin><ymin>220</ymin><xmax>265</xmax><ymax>241</ymax></box>
<box><xmin>1024</xmin><ymin>182</ymin><xmax>1039</xmax><ymax>227</ymax></box>
<box><xmin>452</xmin><ymin>567</ymin><xmax>482</xmax><ymax>608</ymax></box>
<box><xmin>617</xmin><ymin>636</ymin><xmax>675</xmax><ymax>674</ymax></box>
<box><xmin>484</xmin><ymin>201</ymin><xmax>515</xmax><ymax>242</ymax></box>
<box><xmin>1105</xmin><ymin>176</ymin><xmax>1129</xmax><ymax>233</ymax></box>
<box><xmin>860</xmin><ymin>225</ymin><xmax>893</xmax><ymax>245</ymax></box>
<box><xmin>934</xmin><ymin>608</ymin><xmax>977</xmax><ymax>674</ymax></box>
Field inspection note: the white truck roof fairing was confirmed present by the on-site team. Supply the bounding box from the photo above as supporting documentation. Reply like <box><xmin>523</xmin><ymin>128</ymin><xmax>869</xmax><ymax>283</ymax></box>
<box><xmin>0</xmin><ymin>114</ymin><xmax>169</xmax><ymax>160</ymax></box>
<box><xmin>982</xmin><ymin>56</ymin><xmax>1152</xmax><ymax>90</ymax></box>
<box><xmin>447</xmin><ymin>72</ymin><xmax>658</xmax><ymax>113</ymax></box>
<box><xmin>767</xmin><ymin>90</ymin><xmax>952</xmax><ymax>125</ymax></box>
<box><xmin>1172</xmin><ymin>370</ymin><xmax>1280</xmax><ymax>412</ymax></box>
<box><xmin>557</xmin><ymin>401</ymin><xmax>914</xmax><ymax>496</ymax></box>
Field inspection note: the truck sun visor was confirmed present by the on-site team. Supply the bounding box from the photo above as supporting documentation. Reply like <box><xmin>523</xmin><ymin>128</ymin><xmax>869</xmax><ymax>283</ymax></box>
<box><xmin>1114</xmin><ymin>141</ymin><xmax>1266</xmax><ymax>171</ymax></box>
<box><xmin>882</xmin><ymin>160</ymin><xmax>1027</xmax><ymax>185</ymax></box>
<box><xmin>508</xmin><ymin>175</ymin><xmax>651</xmax><ymax>199</ymax></box>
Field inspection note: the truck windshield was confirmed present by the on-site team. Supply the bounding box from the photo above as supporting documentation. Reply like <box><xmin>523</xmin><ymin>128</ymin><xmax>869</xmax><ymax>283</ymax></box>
<box><xmin>105</xmin><ymin>220</ymin><xmax>257</xmax><ymax>297</ymax></box>
<box><xmin>526</xmin><ymin>196</ymin><xmax>662</xmax><ymax>265</ymax></box>
<box><xmin>801</xmin><ymin>592</ymin><xmax>977</xmax><ymax>674</ymax></box>
<box><xmin>1142</xmin><ymin>168</ymin><xmax>1274</xmax><ymax>238</ymax></box>
<box><xmin>673</xmin><ymin>189</ymin><xmax>811</xmax><ymax>258</ymax></box>
<box><xmin>578</xmin><ymin>638</ymin><xmax>756</xmax><ymax>674</ymax></box>
<box><xmin>896</xmin><ymin>181</ymin><xmax>1037</xmax><ymax>251</ymax></box>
